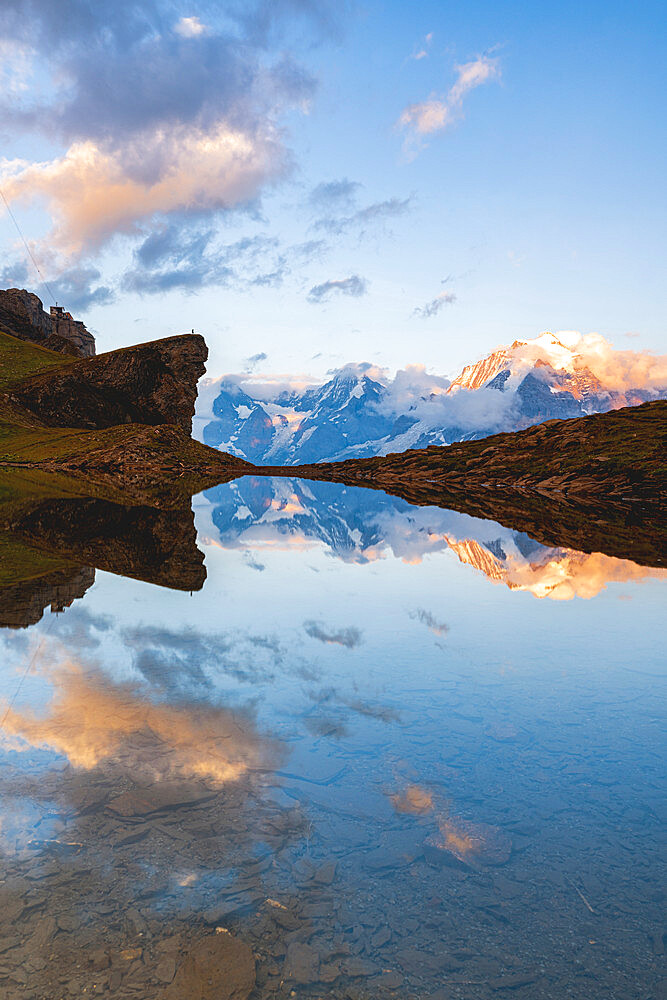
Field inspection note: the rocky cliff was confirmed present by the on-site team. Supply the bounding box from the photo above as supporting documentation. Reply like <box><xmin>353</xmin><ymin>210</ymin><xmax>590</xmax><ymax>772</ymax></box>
<box><xmin>4</xmin><ymin>497</ymin><xmax>207</xmax><ymax>591</ymax></box>
<box><xmin>0</xmin><ymin>288</ymin><xmax>95</xmax><ymax>357</ymax></box>
<box><xmin>9</xmin><ymin>334</ymin><xmax>208</xmax><ymax>432</ymax></box>
<box><xmin>0</xmin><ymin>565</ymin><xmax>95</xmax><ymax>628</ymax></box>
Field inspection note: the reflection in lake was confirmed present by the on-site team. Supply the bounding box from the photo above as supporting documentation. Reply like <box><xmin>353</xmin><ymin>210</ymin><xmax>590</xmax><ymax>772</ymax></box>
<box><xmin>0</xmin><ymin>477</ymin><xmax>664</xmax><ymax>998</ymax></box>
<box><xmin>202</xmin><ymin>476</ymin><xmax>665</xmax><ymax>599</ymax></box>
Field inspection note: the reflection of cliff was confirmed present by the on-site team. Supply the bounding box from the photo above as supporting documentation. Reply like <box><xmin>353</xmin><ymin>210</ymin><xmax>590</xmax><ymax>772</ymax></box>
<box><xmin>1</xmin><ymin>496</ymin><xmax>206</xmax><ymax>598</ymax></box>
<box><xmin>201</xmin><ymin>477</ymin><xmax>665</xmax><ymax>599</ymax></box>
<box><xmin>0</xmin><ymin>565</ymin><xmax>95</xmax><ymax>628</ymax></box>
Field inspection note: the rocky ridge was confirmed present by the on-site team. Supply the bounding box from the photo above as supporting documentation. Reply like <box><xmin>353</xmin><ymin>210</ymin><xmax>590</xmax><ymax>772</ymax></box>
<box><xmin>9</xmin><ymin>334</ymin><xmax>208</xmax><ymax>431</ymax></box>
<box><xmin>0</xmin><ymin>288</ymin><xmax>95</xmax><ymax>357</ymax></box>
<box><xmin>259</xmin><ymin>402</ymin><xmax>667</xmax><ymax>566</ymax></box>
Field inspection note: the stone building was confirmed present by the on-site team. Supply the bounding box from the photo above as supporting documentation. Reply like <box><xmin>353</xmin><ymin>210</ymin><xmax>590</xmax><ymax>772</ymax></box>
<box><xmin>0</xmin><ymin>287</ymin><xmax>95</xmax><ymax>357</ymax></box>
<box><xmin>49</xmin><ymin>304</ymin><xmax>96</xmax><ymax>357</ymax></box>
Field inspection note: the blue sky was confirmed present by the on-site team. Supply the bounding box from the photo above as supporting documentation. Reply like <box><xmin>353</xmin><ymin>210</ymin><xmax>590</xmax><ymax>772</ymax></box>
<box><xmin>0</xmin><ymin>0</ymin><xmax>664</xmax><ymax>378</ymax></box>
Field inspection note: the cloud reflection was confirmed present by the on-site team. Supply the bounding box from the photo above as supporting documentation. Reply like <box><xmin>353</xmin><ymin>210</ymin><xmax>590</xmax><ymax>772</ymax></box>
<box><xmin>0</xmin><ymin>655</ymin><xmax>275</xmax><ymax>786</ymax></box>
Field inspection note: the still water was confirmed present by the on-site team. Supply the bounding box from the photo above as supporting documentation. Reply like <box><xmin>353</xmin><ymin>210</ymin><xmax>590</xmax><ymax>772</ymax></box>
<box><xmin>0</xmin><ymin>477</ymin><xmax>665</xmax><ymax>999</ymax></box>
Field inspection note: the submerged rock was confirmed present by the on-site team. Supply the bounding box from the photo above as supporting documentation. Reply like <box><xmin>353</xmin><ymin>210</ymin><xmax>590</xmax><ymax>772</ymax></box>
<box><xmin>424</xmin><ymin>816</ymin><xmax>513</xmax><ymax>870</ymax></box>
<box><xmin>165</xmin><ymin>932</ymin><xmax>255</xmax><ymax>1000</ymax></box>
<box><xmin>283</xmin><ymin>941</ymin><xmax>320</xmax><ymax>984</ymax></box>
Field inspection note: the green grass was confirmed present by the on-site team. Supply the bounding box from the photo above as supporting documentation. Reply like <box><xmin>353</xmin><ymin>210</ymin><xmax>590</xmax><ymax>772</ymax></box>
<box><xmin>0</xmin><ymin>533</ymin><xmax>75</xmax><ymax>588</ymax></box>
<box><xmin>0</xmin><ymin>420</ymin><xmax>144</xmax><ymax>463</ymax></box>
<box><xmin>0</xmin><ymin>329</ymin><xmax>71</xmax><ymax>390</ymax></box>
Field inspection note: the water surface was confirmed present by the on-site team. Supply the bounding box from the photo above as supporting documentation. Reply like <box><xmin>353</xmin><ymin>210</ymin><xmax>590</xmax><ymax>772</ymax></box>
<box><xmin>0</xmin><ymin>477</ymin><xmax>664</xmax><ymax>999</ymax></box>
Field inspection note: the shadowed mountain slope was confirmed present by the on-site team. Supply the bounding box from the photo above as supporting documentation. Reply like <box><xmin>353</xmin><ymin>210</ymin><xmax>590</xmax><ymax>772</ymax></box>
<box><xmin>265</xmin><ymin>402</ymin><xmax>667</xmax><ymax>567</ymax></box>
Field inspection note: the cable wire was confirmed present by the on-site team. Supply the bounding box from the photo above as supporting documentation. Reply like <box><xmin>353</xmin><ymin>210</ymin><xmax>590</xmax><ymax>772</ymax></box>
<box><xmin>0</xmin><ymin>186</ymin><xmax>57</xmax><ymax>304</ymax></box>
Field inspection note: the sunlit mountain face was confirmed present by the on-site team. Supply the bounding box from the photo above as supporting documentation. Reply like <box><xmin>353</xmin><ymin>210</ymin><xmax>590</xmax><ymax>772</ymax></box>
<box><xmin>195</xmin><ymin>332</ymin><xmax>667</xmax><ymax>465</ymax></box>
<box><xmin>198</xmin><ymin>477</ymin><xmax>665</xmax><ymax>600</ymax></box>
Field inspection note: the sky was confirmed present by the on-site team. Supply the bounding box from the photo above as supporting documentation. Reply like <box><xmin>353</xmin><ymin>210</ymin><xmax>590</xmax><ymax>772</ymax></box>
<box><xmin>0</xmin><ymin>0</ymin><xmax>665</xmax><ymax>380</ymax></box>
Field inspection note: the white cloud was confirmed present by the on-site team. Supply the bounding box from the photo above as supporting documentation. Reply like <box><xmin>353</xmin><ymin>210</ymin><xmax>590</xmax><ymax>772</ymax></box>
<box><xmin>0</xmin><ymin>40</ymin><xmax>34</xmax><ymax>96</ymax></box>
<box><xmin>411</xmin><ymin>31</ymin><xmax>433</xmax><ymax>60</ymax></box>
<box><xmin>175</xmin><ymin>16</ymin><xmax>208</xmax><ymax>38</ymax></box>
<box><xmin>375</xmin><ymin>364</ymin><xmax>517</xmax><ymax>432</ymax></box>
<box><xmin>398</xmin><ymin>54</ymin><xmax>500</xmax><ymax>153</ymax></box>
<box><xmin>1</xmin><ymin>123</ymin><xmax>287</xmax><ymax>257</ymax></box>
<box><xmin>307</xmin><ymin>274</ymin><xmax>368</xmax><ymax>303</ymax></box>
<box><xmin>413</xmin><ymin>290</ymin><xmax>457</xmax><ymax>318</ymax></box>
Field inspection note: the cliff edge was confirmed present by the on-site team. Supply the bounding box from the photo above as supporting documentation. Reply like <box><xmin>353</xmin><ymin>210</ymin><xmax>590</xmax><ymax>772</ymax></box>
<box><xmin>9</xmin><ymin>334</ymin><xmax>208</xmax><ymax>431</ymax></box>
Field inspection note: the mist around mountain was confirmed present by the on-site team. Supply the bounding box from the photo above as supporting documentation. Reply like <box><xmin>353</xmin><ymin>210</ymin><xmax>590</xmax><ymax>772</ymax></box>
<box><xmin>197</xmin><ymin>477</ymin><xmax>664</xmax><ymax>601</ymax></box>
<box><xmin>196</xmin><ymin>332</ymin><xmax>667</xmax><ymax>465</ymax></box>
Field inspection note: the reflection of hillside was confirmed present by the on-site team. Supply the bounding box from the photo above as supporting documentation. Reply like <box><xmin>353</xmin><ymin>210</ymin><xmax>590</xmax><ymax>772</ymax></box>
<box><xmin>1</xmin><ymin>496</ymin><xmax>206</xmax><ymax>597</ymax></box>
<box><xmin>201</xmin><ymin>477</ymin><xmax>665</xmax><ymax>599</ymax></box>
<box><xmin>0</xmin><ymin>565</ymin><xmax>95</xmax><ymax>629</ymax></box>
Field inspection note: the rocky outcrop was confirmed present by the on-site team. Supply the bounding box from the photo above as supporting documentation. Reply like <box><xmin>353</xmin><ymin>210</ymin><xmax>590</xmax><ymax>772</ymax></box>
<box><xmin>10</xmin><ymin>335</ymin><xmax>208</xmax><ymax>432</ymax></box>
<box><xmin>3</xmin><ymin>497</ymin><xmax>208</xmax><ymax>591</ymax></box>
<box><xmin>0</xmin><ymin>565</ymin><xmax>95</xmax><ymax>628</ymax></box>
<box><xmin>0</xmin><ymin>288</ymin><xmax>95</xmax><ymax>357</ymax></box>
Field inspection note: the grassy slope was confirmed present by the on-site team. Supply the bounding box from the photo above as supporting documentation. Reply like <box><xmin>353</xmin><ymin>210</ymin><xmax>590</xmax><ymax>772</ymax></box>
<box><xmin>0</xmin><ymin>534</ymin><xmax>76</xmax><ymax>587</ymax></box>
<box><xmin>0</xmin><ymin>329</ymin><xmax>71</xmax><ymax>390</ymax></box>
<box><xmin>281</xmin><ymin>401</ymin><xmax>667</xmax><ymax>498</ymax></box>
<box><xmin>0</xmin><ymin>331</ymin><xmax>251</xmax><ymax>505</ymax></box>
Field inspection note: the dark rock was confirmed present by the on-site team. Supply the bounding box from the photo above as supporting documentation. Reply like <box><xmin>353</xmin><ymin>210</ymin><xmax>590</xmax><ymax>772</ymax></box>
<box><xmin>107</xmin><ymin>783</ymin><xmax>215</xmax><ymax>817</ymax></box>
<box><xmin>0</xmin><ymin>288</ymin><xmax>95</xmax><ymax>357</ymax></box>
<box><xmin>283</xmin><ymin>941</ymin><xmax>319</xmax><ymax>983</ymax></box>
<box><xmin>488</xmin><ymin>972</ymin><xmax>538</xmax><ymax>990</ymax></box>
<box><xmin>166</xmin><ymin>932</ymin><xmax>255</xmax><ymax>1000</ymax></box>
<box><xmin>155</xmin><ymin>956</ymin><xmax>176</xmax><ymax>984</ymax></box>
<box><xmin>12</xmin><ymin>334</ymin><xmax>206</xmax><ymax>431</ymax></box>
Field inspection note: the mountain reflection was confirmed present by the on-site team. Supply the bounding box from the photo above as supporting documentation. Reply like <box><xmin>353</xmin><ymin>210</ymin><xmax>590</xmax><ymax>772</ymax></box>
<box><xmin>0</xmin><ymin>474</ymin><xmax>663</xmax><ymax>999</ymax></box>
<box><xmin>201</xmin><ymin>477</ymin><xmax>665</xmax><ymax>599</ymax></box>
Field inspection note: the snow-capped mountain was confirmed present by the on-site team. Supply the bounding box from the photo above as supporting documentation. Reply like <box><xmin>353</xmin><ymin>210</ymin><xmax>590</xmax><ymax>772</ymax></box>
<box><xmin>195</xmin><ymin>477</ymin><xmax>664</xmax><ymax>600</ymax></box>
<box><xmin>195</xmin><ymin>332</ymin><xmax>666</xmax><ymax>465</ymax></box>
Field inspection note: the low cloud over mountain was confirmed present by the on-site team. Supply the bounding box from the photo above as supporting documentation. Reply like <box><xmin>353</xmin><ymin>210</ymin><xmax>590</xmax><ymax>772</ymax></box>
<box><xmin>195</xmin><ymin>332</ymin><xmax>667</xmax><ymax>465</ymax></box>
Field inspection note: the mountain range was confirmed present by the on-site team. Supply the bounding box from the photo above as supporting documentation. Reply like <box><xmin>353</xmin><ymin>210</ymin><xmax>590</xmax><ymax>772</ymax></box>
<box><xmin>198</xmin><ymin>477</ymin><xmax>663</xmax><ymax>600</ymax></box>
<box><xmin>195</xmin><ymin>332</ymin><xmax>666</xmax><ymax>465</ymax></box>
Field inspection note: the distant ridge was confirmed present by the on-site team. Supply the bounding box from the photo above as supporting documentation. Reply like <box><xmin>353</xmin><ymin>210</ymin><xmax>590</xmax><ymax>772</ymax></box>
<box><xmin>198</xmin><ymin>332</ymin><xmax>666</xmax><ymax>465</ymax></box>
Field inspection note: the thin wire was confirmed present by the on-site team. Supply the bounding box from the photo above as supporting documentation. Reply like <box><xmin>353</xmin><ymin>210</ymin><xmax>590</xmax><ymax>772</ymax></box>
<box><xmin>0</xmin><ymin>618</ymin><xmax>55</xmax><ymax>733</ymax></box>
<box><xmin>0</xmin><ymin>186</ymin><xmax>57</xmax><ymax>304</ymax></box>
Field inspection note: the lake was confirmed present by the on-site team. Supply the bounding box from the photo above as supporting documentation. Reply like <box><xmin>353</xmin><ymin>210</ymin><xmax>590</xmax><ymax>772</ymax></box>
<box><xmin>0</xmin><ymin>476</ymin><xmax>664</xmax><ymax>999</ymax></box>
